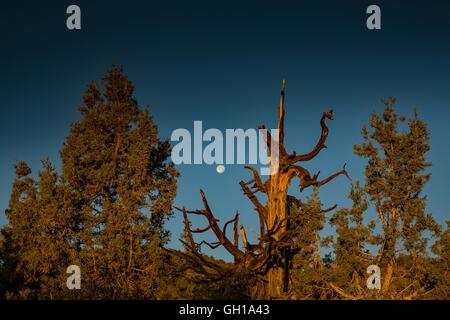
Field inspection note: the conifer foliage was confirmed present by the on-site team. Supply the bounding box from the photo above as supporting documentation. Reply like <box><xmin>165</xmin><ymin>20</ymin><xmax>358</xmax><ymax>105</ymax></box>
<box><xmin>0</xmin><ymin>66</ymin><xmax>178</xmax><ymax>299</ymax></box>
<box><xmin>352</xmin><ymin>98</ymin><xmax>441</xmax><ymax>297</ymax></box>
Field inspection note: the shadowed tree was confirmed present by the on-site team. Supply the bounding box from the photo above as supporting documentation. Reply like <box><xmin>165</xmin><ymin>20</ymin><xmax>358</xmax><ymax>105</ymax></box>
<box><xmin>326</xmin><ymin>182</ymin><xmax>378</xmax><ymax>299</ymax></box>
<box><xmin>0</xmin><ymin>161</ymin><xmax>75</xmax><ymax>299</ymax></box>
<box><xmin>286</xmin><ymin>188</ymin><xmax>338</xmax><ymax>299</ymax></box>
<box><xmin>167</xmin><ymin>81</ymin><xmax>351</xmax><ymax>299</ymax></box>
<box><xmin>0</xmin><ymin>226</ymin><xmax>19</xmax><ymax>298</ymax></box>
<box><xmin>431</xmin><ymin>222</ymin><xmax>450</xmax><ymax>299</ymax></box>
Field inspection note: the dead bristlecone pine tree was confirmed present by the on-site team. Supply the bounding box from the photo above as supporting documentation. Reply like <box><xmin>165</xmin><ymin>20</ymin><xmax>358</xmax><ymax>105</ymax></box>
<box><xmin>166</xmin><ymin>81</ymin><xmax>351</xmax><ymax>299</ymax></box>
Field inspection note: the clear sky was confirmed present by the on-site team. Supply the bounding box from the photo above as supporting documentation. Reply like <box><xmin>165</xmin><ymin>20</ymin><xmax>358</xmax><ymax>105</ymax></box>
<box><xmin>1</xmin><ymin>0</ymin><xmax>450</xmax><ymax>260</ymax></box>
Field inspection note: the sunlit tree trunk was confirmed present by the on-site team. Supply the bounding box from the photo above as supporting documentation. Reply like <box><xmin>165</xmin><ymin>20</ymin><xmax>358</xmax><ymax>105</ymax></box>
<box><xmin>169</xmin><ymin>81</ymin><xmax>350</xmax><ymax>299</ymax></box>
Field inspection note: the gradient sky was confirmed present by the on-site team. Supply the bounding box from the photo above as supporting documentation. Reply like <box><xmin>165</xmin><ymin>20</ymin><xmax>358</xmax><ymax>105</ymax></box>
<box><xmin>1</xmin><ymin>0</ymin><xmax>450</xmax><ymax>260</ymax></box>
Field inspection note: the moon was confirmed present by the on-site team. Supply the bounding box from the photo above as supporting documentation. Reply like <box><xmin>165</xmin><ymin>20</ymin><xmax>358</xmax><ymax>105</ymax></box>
<box><xmin>216</xmin><ymin>165</ymin><xmax>225</xmax><ymax>174</ymax></box>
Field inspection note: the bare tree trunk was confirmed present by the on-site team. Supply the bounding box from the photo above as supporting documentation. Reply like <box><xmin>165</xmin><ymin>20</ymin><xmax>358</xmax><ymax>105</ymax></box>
<box><xmin>382</xmin><ymin>259</ymin><xmax>394</xmax><ymax>291</ymax></box>
<box><xmin>267</xmin><ymin>267</ymin><xmax>284</xmax><ymax>298</ymax></box>
<box><xmin>382</xmin><ymin>208</ymin><xmax>398</xmax><ymax>292</ymax></box>
<box><xmin>167</xmin><ymin>81</ymin><xmax>351</xmax><ymax>300</ymax></box>
<box><xmin>266</xmin><ymin>172</ymin><xmax>287</xmax><ymax>297</ymax></box>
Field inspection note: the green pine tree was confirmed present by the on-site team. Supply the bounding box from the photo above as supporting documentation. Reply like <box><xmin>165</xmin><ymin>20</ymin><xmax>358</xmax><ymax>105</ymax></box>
<box><xmin>287</xmin><ymin>189</ymin><xmax>333</xmax><ymax>299</ymax></box>
<box><xmin>430</xmin><ymin>222</ymin><xmax>450</xmax><ymax>299</ymax></box>
<box><xmin>1</xmin><ymin>161</ymin><xmax>75</xmax><ymax>299</ymax></box>
<box><xmin>60</xmin><ymin>65</ymin><xmax>179</xmax><ymax>298</ymax></box>
<box><xmin>1</xmin><ymin>66</ymin><xmax>179</xmax><ymax>299</ymax></box>
<box><xmin>327</xmin><ymin>182</ymin><xmax>377</xmax><ymax>299</ymax></box>
<box><xmin>353</xmin><ymin>98</ymin><xmax>440</xmax><ymax>298</ymax></box>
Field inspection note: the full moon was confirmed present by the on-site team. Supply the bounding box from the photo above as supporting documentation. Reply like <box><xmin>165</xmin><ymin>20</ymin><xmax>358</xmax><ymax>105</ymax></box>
<box><xmin>216</xmin><ymin>165</ymin><xmax>225</xmax><ymax>174</ymax></box>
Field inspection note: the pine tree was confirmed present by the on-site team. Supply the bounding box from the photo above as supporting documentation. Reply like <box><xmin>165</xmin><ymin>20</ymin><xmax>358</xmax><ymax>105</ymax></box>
<box><xmin>0</xmin><ymin>225</ymin><xmax>24</xmax><ymax>298</ymax></box>
<box><xmin>60</xmin><ymin>65</ymin><xmax>178</xmax><ymax>298</ymax></box>
<box><xmin>288</xmin><ymin>189</ymin><xmax>335</xmax><ymax>299</ymax></box>
<box><xmin>1</xmin><ymin>161</ymin><xmax>75</xmax><ymax>299</ymax></box>
<box><xmin>431</xmin><ymin>222</ymin><xmax>450</xmax><ymax>299</ymax></box>
<box><xmin>1</xmin><ymin>66</ymin><xmax>178</xmax><ymax>299</ymax></box>
<box><xmin>353</xmin><ymin>98</ymin><xmax>440</xmax><ymax>297</ymax></box>
<box><xmin>327</xmin><ymin>182</ymin><xmax>377</xmax><ymax>299</ymax></box>
<box><xmin>1</xmin><ymin>162</ymin><xmax>34</xmax><ymax>298</ymax></box>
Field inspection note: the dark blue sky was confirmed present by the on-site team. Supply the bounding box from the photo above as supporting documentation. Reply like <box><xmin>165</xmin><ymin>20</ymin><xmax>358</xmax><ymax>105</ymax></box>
<box><xmin>1</xmin><ymin>1</ymin><xmax>450</xmax><ymax>259</ymax></box>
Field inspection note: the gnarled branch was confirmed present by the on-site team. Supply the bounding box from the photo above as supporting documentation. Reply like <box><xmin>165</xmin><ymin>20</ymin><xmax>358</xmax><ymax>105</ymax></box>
<box><xmin>288</xmin><ymin>163</ymin><xmax>351</xmax><ymax>192</ymax></box>
<box><xmin>277</xmin><ymin>80</ymin><xmax>286</xmax><ymax>146</ymax></box>
<box><xmin>197</xmin><ymin>240</ymin><xmax>222</xmax><ymax>250</ymax></box>
<box><xmin>176</xmin><ymin>191</ymin><xmax>244</xmax><ymax>260</ymax></box>
<box><xmin>258</xmin><ymin>124</ymin><xmax>287</xmax><ymax>159</ymax></box>
<box><xmin>328</xmin><ymin>282</ymin><xmax>361</xmax><ymax>300</ymax></box>
<box><xmin>288</xmin><ymin>110</ymin><xmax>334</xmax><ymax>163</ymax></box>
<box><xmin>191</xmin><ymin>225</ymin><xmax>212</xmax><ymax>233</ymax></box>
<box><xmin>223</xmin><ymin>211</ymin><xmax>239</xmax><ymax>245</ymax></box>
<box><xmin>315</xmin><ymin>163</ymin><xmax>352</xmax><ymax>188</ymax></box>
<box><xmin>239</xmin><ymin>181</ymin><xmax>268</xmax><ymax>234</ymax></box>
<box><xmin>244</xmin><ymin>165</ymin><xmax>266</xmax><ymax>193</ymax></box>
